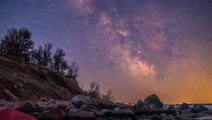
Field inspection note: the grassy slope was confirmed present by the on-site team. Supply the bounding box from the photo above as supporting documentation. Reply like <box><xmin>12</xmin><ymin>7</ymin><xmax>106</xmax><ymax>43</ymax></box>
<box><xmin>0</xmin><ymin>53</ymin><xmax>83</xmax><ymax>101</ymax></box>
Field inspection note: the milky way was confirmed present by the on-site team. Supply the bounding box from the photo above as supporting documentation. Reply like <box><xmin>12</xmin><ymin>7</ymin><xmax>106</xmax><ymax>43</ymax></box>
<box><xmin>0</xmin><ymin>0</ymin><xmax>212</xmax><ymax>103</ymax></box>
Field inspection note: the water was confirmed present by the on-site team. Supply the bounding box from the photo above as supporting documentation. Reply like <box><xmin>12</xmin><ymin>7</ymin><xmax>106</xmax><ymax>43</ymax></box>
<box><xmin>196</xmin><ymin>105</ymin><xmax>212</xmax><ymax>120</ymax></box>
<box><xmin>204</xmin><ymin>105</ymin><xmax>212</xmax><ymax>110</ymax></box>
<box><xmin>165</xmin><ymin>104</ymin><xmax>212</xmax><ymax>120</ymax></box>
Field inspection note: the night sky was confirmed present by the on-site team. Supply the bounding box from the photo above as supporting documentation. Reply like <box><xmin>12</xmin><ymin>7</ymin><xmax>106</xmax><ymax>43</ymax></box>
<box><xmin>0</xmin><ymin>0</ymin><xmax>212</xmax><ymax>104</ymax></box>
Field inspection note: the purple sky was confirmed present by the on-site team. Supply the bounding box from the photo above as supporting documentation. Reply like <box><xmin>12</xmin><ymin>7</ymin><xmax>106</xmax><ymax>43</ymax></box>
<box><xmin>0</xmin><ymin>0</ymin><xmax>212</xmax><ymax>103</ymax></box>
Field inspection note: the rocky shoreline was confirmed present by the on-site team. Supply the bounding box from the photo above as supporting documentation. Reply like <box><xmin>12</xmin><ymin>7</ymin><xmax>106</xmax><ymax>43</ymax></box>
<box><xmin>0</xmin><ymin>94</ymin><xmax>211</xmax><ymax>120</ymax></box>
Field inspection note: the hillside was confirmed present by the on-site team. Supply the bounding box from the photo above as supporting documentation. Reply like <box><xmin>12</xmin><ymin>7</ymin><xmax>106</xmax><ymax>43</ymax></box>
<box><xmin>0</xmin><ymin>53</ymin><xmax>83</xmax><ymax>101</ymax></box>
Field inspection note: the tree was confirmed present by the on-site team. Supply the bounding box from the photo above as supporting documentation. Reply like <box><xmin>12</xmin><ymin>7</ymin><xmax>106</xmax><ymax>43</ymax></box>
<box><xmin>61</xmin><ymin>61</ymin><xmax>68</xmax><ymax>72</ymax></box>
<box><xmin>53</xmin><ymin>49</ymin><xmax>67</xmax><ymax>71</ymax></box>
<box><xmin>31</xmin><ymin>43</ymin><xmax>52</xmax><ymax>68</ymax></box>
<box><xmin>41</xmin><ymin>43</ymin><xmax>52</xmax><ymax>67</ymax></box>
<box><xmin>30</xmin><ymin>49</ymin><xmax>38</xmax><ymax>63</ymax></box>
<box><xmin>66</xmin><ymin>62</ymin><xmax>79</xmax><ymax>79</ymax></box>
<box><xmin>31</xmin><ymin>47</ymin><xmax>42</xmax><ymax>65</ymax></box>
<box><xmin>0</xmin><ymin>28</ymin><xmax>34</xmax><ymax>61</ymax></box>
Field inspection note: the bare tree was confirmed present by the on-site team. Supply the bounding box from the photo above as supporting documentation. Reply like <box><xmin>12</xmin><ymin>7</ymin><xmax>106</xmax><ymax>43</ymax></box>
<box><xmin>42</xmin><ymin>43</ymin><xmax>52</xmax><ymax>67</ymax></box>
<box><xmin>53</xmin><ymin>48</ymin><xmax>67</xmax><ymax>71</ymax></box>
<box><xmin>66</xmin><ymin>62</ymin><xmax>79</xmax><ymax>79</ymax></box>
<box><xmin>31</xmin><ymin>43</ymin><xmax>52</xmax><ymax>68</ymax></box>
<box><xmin>0</xmin><ymin>28</ymin><xmax>34</xmax><ymax>62</ymax></box>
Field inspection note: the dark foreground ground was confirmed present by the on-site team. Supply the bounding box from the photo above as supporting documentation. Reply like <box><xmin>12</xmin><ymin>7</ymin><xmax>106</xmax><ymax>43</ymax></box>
<box><xmin>0</xmin><ymin>94</ymin><xmax>212</xmax><ymax>120</ymax></box>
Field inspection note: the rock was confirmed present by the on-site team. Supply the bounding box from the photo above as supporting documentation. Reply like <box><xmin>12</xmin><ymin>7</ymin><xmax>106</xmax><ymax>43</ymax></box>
<box><xmin>68</xmin><ymin>108</ymin><xmax>96</xmax><ymax>120</ymax></box>
<box><xmin>167</xmin><ymin>114</ymin><xmax>176</xmax><ymax>120</ymax></box>
<box><xmin>137</xmin><ymin>100</ymin><xmax>144</xmax><ymax>107</ymax></box>
<box><xmin>48</xmin><ymin>99</ymin><xmax>57</xmax><ymax>104</ymax></box>
<box><xmin>80</xmin><ymin>104</ymin><xmax>89</xmax><ymax>110</ymax></box>
<box><xmin>71</xmin><ymin>95</ymin><xmax>91</xmax><ymax>107</ymax></box>
<box><xmin>95</xmin><ymin>99</ymin><xmax>117</xmax><ymax>109</ymax></box>
<box><xmin>97</xmin><ymin>108</ymin><xmax>135</xmax><ymax>118</ymax></box>
<box><xmin>95</xmin><ymin>111</ymin><xmax>105</xmax><ymax>117</ymax></box>
<box><xmin>39</xmin><ymin>97</ymin><xmax>48</xmax><ymax>102</ymax></box>
<box><xmin>179</xmin><ymin>103</ymin><xmax>190</xmax><ymax>110</ymax></box>
<box><xmin>30</xmin><ymin>112</ymin><xmax>42</xmax><ymax>118</ymax></box>
<box><xmin>39</xmin><ymin>108</ymin><xmax>66</xmax><ymax>120</ymax></box>
<box><xmin>192</xmin><ymin>104</ymin><xmax>209</xmax><ymax>112</ymax></box>
<box><xmin>167</xmin><ymin>105</ymin><xmax>176</xmax><ymax>114</ymax></box>
<box><xmin>99</xmin><ymin>109</ymin><xmax>114</xmax><ymax>115</ymax></box>
<box><xmin>57</xmin><ymin>100</ymin><xmax>71</xmax><ymax>109</ymax></box>
<box><xmin>80</xmin><ymin>104</ymin><xmax>98</xmax><ymax>113</ymax></box>
<box><xmin>34</xmin><ymin>101</ymin><xmax>46</xmax><ymax>112</ymax></box>
<box><xmin>65</xmin><ymin>104</ymin><xmax>77</xmax><ymax>112</ymax></box>
<box><xmin>134</xmin><ymin>100</ymin><xmax>144</xmax><ymax>110</ymax></box>
<box><xmin>151</xmin><ymin>114</ymin><xmax>163</xmax><ymax>120</ymax></box>
<box><xmin>135</xmin><ymin>104</ymin><xmax>151</xmax><ymax>114</ymax></box>
<box><xmin>36</xmin><ymin>100</ymin><xmax>57</xmax><ymax>111</ymax></box>
<box><xmin>167</xmin><ymin>105</ymin><xmax>175</xmax><ymax>111</ymax></box>
<box><xmin>113</xmin><ymin>107</ymin><xmax>135</xmax><ymax>117</ymax></box>
<box><xmin>144</xmin><ymin>94</ymin><xmax>163</xmax><ymax>109</ymax></box>
<box><xmin>16</xmin><ymin>101</ymin><xmax>34</xmax><ymax>113</ymax></box>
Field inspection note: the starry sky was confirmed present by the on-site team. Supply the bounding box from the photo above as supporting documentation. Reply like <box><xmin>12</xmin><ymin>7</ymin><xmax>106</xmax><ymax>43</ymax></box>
<box><xmin>0</xmin><ymin>0</ymin><xmax>212</xmax><ymax>104</ymax></box>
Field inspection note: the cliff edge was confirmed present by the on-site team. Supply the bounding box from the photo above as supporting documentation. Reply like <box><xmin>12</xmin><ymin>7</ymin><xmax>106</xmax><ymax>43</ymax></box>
<box><xmin>0</xmin><ymin>53</ymin><xmax>83</xmax><ymax>101</ymax></box>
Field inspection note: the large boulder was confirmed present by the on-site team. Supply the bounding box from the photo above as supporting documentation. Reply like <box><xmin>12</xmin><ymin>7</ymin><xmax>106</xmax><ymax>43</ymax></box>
<box><xmin>144</xmin><ymin>94</ymin><xmax>163</xmax><ymax>109</ymax></box>
<box><xmin>191</xmin><ymin>104</ymin><xmax>209</xmax><ymax>112</ymax></box>
<box><xmin>134</xmin><ymin>100</ymin><xmax>144</xmax><ymax>110</ymax></box>
<box><xmin>135</xmin><ymin>104</ymin><xmax>151</xmax><ymax>114</ymax></box>
<box><xmin>71</xmin><ymin>95</ymin><xmax>91</xmax><ymax>107</ymax></box>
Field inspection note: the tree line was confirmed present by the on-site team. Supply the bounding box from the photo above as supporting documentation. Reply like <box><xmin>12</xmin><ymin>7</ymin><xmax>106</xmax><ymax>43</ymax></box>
<box><xmin>0</xmin><ymin>28</ymin><xmax>79</xmax><ymax>79</ymax></box>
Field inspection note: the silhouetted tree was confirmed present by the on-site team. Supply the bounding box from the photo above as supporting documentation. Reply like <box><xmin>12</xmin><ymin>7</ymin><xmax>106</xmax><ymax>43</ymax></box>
<box><xmin>31</xmin><ymin>43</ymin><xmax>52</xmax><ymax>68</ymax></box>
<box><xmin>66</xmin><ymin>62</ymin><xmax>79</xmax><ymax>79</ymax></box>
<box><xmin>41</xmin><ymin>43</ymin><xmax>52</xmax><ymax>67</ymax></box>
<box><xmin>0</xmin><ymin>28</ymin><xmax>80</xmax><ymax>76</ymax></box>
<box><xmin>53</xmin><ymin>49</ymin><xmax>67</xmax><ymax>71</ymax></box>
<box><xmin>61</xmin><ymin>61</ymin><xmax>68</xmax><ymax>72</ymax></box>
<box><xmin>31</xmin><ymin>48</ymin><xmax>41</xmax><ymax>64</ymax></box>
<box><xmin>0</xmin><ymin>28</ymin><xmax>34</xmax><ymax>62</ymax></box>
<box><xmin>30</xmin><ymin>49</ymin><xmax>38</xmax><ymax>63</ymax></box>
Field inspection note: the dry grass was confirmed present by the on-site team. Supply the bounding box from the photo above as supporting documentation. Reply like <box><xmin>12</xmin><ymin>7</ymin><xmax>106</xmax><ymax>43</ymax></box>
<box><xmin>0</xmin><ymin>53</ymin><xmax>83</xmax><ymax>101</ymax></box>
